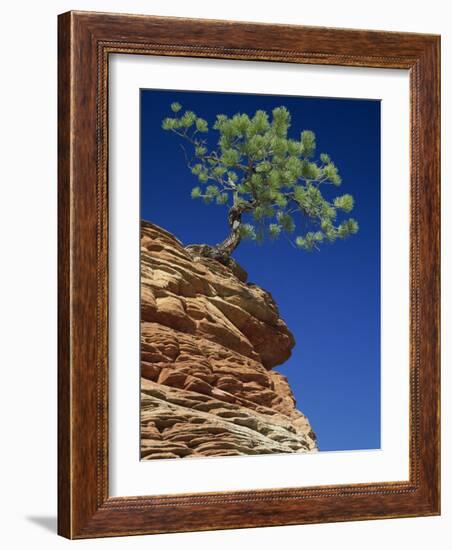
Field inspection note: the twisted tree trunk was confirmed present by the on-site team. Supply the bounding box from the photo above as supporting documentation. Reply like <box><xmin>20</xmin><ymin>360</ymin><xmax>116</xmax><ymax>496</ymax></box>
<box><xmin>186</xmin><ymin>200</ymin><xmax>254</xmax><ymax>266</ymax></box>
<box><xmin>215</xmin><ymin>204</ymin><xmax>246</xmax><ymax>256</ymax></box>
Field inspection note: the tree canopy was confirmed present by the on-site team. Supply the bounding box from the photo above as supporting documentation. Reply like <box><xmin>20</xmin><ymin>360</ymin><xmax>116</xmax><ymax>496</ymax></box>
<box><xmin>162</xmin><ymin>102</ymin><xmax>358</xmax><ymax>262</ymax></box>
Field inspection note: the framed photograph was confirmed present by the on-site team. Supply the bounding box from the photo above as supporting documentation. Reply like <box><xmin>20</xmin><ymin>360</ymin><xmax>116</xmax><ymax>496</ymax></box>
<box><xmin>58</xmin><ymin>11</ymin><xmax>440</xmax><ymax>538</ymax></box>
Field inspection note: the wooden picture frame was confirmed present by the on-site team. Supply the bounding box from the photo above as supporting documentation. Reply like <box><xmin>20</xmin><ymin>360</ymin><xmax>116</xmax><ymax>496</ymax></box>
<box><xmin>58</xmin><ymin>10</ymin><xmax>440</xmax><ymax>539</ymax></box>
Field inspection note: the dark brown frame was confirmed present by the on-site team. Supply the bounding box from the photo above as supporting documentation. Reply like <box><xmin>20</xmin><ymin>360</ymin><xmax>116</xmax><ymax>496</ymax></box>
<box><xmin>58</xmin><ymin>10</ymin><xmax>440</xmax><ymax>539</ymax></box>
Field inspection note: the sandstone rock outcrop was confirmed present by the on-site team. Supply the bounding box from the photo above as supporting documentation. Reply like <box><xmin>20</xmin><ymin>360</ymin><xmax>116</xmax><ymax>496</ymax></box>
<box><xmin>141</xmin><ymin>221</ymin><xmax>317</xmax><ymax>459</ymax></box>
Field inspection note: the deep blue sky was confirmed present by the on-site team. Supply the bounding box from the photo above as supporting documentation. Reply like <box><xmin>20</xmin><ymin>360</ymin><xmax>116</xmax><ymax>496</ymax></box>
<box><xmin>140</xmin><ymin>89</ymin><xmax>381</xmax><ymax>452</ymax></box>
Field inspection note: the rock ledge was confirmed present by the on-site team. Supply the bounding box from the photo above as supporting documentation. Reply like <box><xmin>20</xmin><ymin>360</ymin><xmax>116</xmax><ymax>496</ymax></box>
<box><xmin>141</xmin><ymin>221</ymin><xmax>317</xmax><ymax>459</ymax></box>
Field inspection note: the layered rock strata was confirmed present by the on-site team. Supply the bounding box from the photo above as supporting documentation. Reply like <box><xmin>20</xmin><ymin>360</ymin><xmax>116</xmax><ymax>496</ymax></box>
<box><xmin>140</xmin><ymin>221</ymin><xmax>317</xmax><ymax>459</ymax></box>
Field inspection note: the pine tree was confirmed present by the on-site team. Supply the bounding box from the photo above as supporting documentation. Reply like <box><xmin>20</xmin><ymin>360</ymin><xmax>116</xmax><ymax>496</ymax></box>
<box><xmin>162</xmin><ymin>103</ymin><xmax>358</xmax><ymax>263</ymax></box>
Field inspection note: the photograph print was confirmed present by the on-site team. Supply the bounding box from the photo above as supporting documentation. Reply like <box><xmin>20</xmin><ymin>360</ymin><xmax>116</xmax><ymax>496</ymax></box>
<box><xmin>140</xmin><ymin>89</ymin><xmax>381</xmax><ymax>460</ymax></box>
